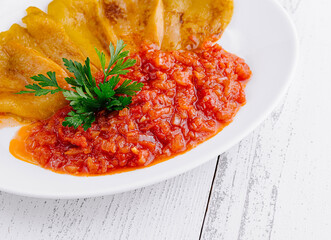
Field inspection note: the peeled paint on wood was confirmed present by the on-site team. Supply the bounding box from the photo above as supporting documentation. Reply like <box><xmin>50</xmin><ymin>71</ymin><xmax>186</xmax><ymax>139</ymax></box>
<box><xmin>48</xmin><ymin>0</ymin><xmax>118</xmax><ymax>69</ymax></box>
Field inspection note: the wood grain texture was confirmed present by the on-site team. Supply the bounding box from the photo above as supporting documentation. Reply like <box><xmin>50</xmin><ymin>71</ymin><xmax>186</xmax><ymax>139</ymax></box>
<box><xmin>200</xmin><ymin>99</ymin><xmax>294</xmax><ymax>240</ymax></box>
<box><xmin>1</xmin><ymin>0</ymin><xmax>330</xmax><ymax>240</ymax></box>
<box><xmin>270</xmin><ymin>0</ymin><xmax>331</xmax><ymax>239</ymax></box>
<box><xmin>201</xmin><ymin>0</ymin><xmax>331</xmax><ymax>239</ymax></box>
<box><xmin>0</xmin><ymin>159</ymin><xmax>217</xmax><ymax>240</ymax></box>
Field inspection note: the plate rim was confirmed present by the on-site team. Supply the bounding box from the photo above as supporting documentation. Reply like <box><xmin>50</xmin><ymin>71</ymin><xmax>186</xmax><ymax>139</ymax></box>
<box><xmin>0</xmin><ymin>0</ymin><xmax>299</xmax><ymax>199</ymax></box>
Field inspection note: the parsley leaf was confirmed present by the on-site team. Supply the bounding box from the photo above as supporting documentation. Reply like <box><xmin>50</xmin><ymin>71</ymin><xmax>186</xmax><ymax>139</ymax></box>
<box><xmin>17</xmin><ymin>40</ymin><xmax>143</xmax><ymax>130</ymax></box>
<box><xmin>63</xmin><ymin>111</ymin><xmax>95</xmax><ymax>131</ymax></box>
<box><xmin>115</xmin><ymin>79</ymin><xmax>144</xmax><ymax>96</ymax></box>
<box><xmin>16</xmin><ymin>72</ymin><xmax>63</xmax><ymax>96</ymax></box>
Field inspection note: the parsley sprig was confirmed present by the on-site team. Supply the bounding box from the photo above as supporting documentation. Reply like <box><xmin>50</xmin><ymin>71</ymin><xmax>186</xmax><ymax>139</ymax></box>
<box><xmin>17</xmin><ymin>40</ymin><xmax>143</xmax><ymax>131</ymax></box>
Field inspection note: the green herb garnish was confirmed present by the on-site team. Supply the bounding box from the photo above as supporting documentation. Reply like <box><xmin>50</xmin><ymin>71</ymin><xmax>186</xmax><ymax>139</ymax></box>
<box><xmin>17</xmin><ymin>40</ymin><xmax>143</xmax><ymax>131</ymax></box>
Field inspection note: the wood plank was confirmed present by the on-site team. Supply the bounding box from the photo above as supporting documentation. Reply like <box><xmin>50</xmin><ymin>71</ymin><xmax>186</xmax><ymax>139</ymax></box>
<box><xmin>201</xmin><ymin>0</ymin><xmax>331</xmax><ymax>239</ymax></box>
<box><xmin>200</xmin><ymin>98</ymin><xmax>295</xmax><ymax>240</ymax></box>
<box><xmin>0</xmin><ymin>159</ymin><xmax>217</xmax><ymax>240</ymax></box>
<box><xmin>270</xmin><ymin>0</ymin><xmax>331</xmax><ymax>239</ymax></box>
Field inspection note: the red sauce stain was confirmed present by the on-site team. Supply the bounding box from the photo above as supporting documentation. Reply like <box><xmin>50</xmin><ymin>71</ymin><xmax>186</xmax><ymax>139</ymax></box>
<box><xmin>10</xmin><ymin>42</ymin><xmax>251</xmax><ymax>176</ymax></box>
<box><xmin>10</xmin><ymin>124</ymin><xmax>37</xmax><ymax>165</ymax></box>
<box><xmin>10</xmin><ymin>121</ymin><xmax>231</xmax><ymax>176</ymax></box>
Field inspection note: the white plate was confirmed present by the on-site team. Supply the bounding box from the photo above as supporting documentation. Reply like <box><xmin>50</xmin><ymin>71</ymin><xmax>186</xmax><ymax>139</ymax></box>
<box><xmin>0</xmin><ymin>0</ymin><xmax>298</xmax><ymax>199</ymax></box>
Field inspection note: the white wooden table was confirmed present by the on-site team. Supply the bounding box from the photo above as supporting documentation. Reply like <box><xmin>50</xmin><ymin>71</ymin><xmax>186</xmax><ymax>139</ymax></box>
<box><xmin>1</xmin><ymin>0</ymin><xmax>330</xmax><ymax>239</ymax></box>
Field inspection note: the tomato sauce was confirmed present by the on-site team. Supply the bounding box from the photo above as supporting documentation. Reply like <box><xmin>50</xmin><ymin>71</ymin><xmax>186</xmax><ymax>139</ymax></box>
<box><xmin>10</xmin><ymin>42</ymin><xmax>251</xmax><ymax>175</ymax></box>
